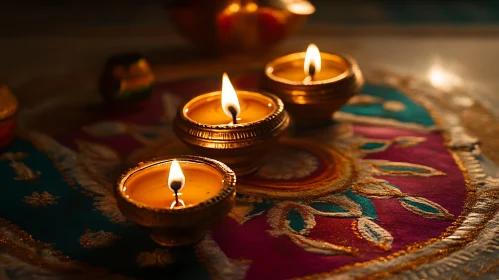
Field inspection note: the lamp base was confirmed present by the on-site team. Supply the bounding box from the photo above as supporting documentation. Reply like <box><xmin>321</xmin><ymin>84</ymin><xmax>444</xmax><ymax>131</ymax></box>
<box><xmin>149</xmin><ymin>229</ymin><xmax>205</xmax><ymax>247</ymax></box>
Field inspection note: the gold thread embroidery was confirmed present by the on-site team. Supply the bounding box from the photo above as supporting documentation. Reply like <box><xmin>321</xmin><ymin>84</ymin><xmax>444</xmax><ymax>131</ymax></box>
<box><xmin>293</xmin><ymin>72</ymin><xmax>494</xmax><ymax>279</ymax></box>
<box><xmin>23</xmin><ymin>191</ymin><xmax>60</xmax><ymax>207</ymax></box>
<box><xmin>365</xmin><ymin>159</ymin><xmax>446</xmax><ymax>177</ymax></box>
<box><xmin>382</xmin><ymin>100</ymin><xmax>406</xmax><ymax>112</ymax></box>
<box><xmin>79</xmin><ymin>229</ymin><xmax>118</xmax><ymax>249</ymax></box>
<box><xmin>399</xmin><ymin>196</ymin><xmax>454</xmax><ymax>220</ymax></box>
<box><xmin>356</xmin><ymin>218</ymin><xmax>393</xmax><ymax>251</ymax></box>
<box><xmin>1</xmin><ymin>152</ymin><xmax>40</xmax><ymax>181</ymax></box>
<box><xmin>196</xmin><ymin>233</ymin><xmax>251</xmax><ymax>280</ymax></box>
<box><xmin>353</xmin><ymin>180</ymin><xmax>404</xmax><ymax>198</ymax></box>
<box><xmin>354</xmin><ymin>139</ymin><xmax>392</xmax><ymax>154</ymax></box>
<box><xmin>289</xmin><ymin>234</ymin><xmax>358</xmax><ymax>256</ymax></box>
<box><xmin>0</xmin><ymin>220</ymin><xmax>132</xmax><ymax>278</ymax></box>
<box><xmin>26</xmin><ymin>132</ymin><xmax>127</xmax><ymax>224</ymax></box>
<box><xmin>347</xmin><ymin>94</ymin><xmax>383</xmax><ymax>106</ymax></box>
<box><xmin>394</xmin><ymin>136</ymin><xmax>426</xmax><ymax>148</ymax></box>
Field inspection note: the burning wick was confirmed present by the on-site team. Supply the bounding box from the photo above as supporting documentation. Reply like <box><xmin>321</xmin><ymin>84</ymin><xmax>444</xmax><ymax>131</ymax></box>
<box><xmin>303</xmin><ymin>43</ymin><xmax>321</xmax><ymax>83</ymax></box>
<box><xmin>307</xmin><ymin>63</ymin><xmax>316</xmax><ymax>81</ymax></box>
<box><xmin>228</xmin><ymin>105</ymin><xmax>238</xmax><ymax>125</ymax></box>
<box><xmin>221</xmin><ymin>73</ymin><xmax>241</xmax><ymax>125</ymax></box>
<box><xmin>168</xmin><ymin>160</ymin><xmax>186</xmax><ymax>209</ymax></box>
<box><xmin>169</xmin><ymin>180</ymin><xmax>182</xmax><ymax>206</ymax></box>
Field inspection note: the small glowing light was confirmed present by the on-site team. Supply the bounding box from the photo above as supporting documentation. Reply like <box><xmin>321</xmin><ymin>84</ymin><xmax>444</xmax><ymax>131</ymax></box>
<box><xmin>268</xmin><ymin>103</ymin><xmax>272</xmax><ymax>107</ymax></box>
<box><xmin>304</xmin><ymin>44</ymin><xmax>321</xmax><ymax>76</ymax></box>
<box><xmin>428</xmin><ymin>64</ymin><xmax>462</xmax><ymax>91</ymax></box>
<box><xmin>184</xmin><ymin>108</ymin><xmax>189</xmax><ymax>113</ymax></box>
<box><xmin>284</xmin><ymin>0</ymin><xmax>315</xmax><ymax>15</ymax></box>
<box><xmin>168</xmin><ymin>160</ymin><xmax>185</xmax><ymax>192</ymax></box>
<box><xmin>453</xmin><ymin>96</ymin><xmax>474</xmax><ymax>107</ymax></box>
<box><xmin>227</xmin><ymin>3</ymin><xmax>240</xmax><ymax>13</ymax></box>
<box><xmin>123</xmin><ymin>187</ymin><xmax>126</xmax><ymax>191</ymax></box>
<box><xmin>245</xmin><ymin>2</ymin><xmax>258</xmax><ymax>12</ymax></box>
<box><xmin>221</xmin><ymin>73</ymin><xmax>241</xmax><ymax>120</ymax></box>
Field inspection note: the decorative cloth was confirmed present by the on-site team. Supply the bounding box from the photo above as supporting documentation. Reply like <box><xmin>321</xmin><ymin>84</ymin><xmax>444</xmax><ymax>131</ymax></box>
<box><xmin>1</xmin><ymin>71</ymin><xmax>497</xmax><ymax>279</ymax></box>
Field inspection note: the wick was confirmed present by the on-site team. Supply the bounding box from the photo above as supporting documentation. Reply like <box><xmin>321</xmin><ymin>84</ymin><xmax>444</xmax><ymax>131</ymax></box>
<box><xmin>228</xmin><ymin>106</ymin><xmax>238</xmax><ymax>125</ymax></box>
<box><xmin>170</xmin><ymin>180</ymin><xmax>182</xmax><ymax>207</ymax></box>
<box><xmin>308</xmin><ymin>63</ymin><xmax>316</xmax><ymax>81</ymax></box>
<box><xmin>174</xmin><ymin>189</ymin><xmax>180</xmax><ymax>205</ymax></box>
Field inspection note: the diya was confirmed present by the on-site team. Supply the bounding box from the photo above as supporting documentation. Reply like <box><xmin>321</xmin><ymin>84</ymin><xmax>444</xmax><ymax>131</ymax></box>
<box><xmin>98</xmin><ymin>52</ymin><xmax>155</xmax><ymax>107</ymax></box>
<box><xmin>261</xmin><ymin>44</ymin><xmax>364</xmax><ymax>127</ymax></box>
<box><xmin>0</xmin><ymin>86</ymin><xmax>18</xmax><ymax>150</ymax></box>
<box><xmin>173</xmin><ymin>73</ymin><xmax>289</xmax><ymax>175</ymax></box>
<box><xmin>115</xmin><ymin>156</ymin><xmax>236</xmax><ymax>247</ymax></box>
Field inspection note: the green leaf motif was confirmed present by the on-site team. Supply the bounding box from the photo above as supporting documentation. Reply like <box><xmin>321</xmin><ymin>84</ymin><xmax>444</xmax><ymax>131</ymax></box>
<box><xmin>344</xmin><ymin>191</ymin><xmax>377</xmax><ymax>220</ymax></box>
<box><xmin>394</xmin><ymin>136</ymin><xmax>426</xmax><ymax>148</ymax></box>
<box><xmin>400</xmin><ymin>196</ymin><xmax>454</xmax><ymax>220</ymax></box>
<box><xmin>231</xmin><ymin>199</ymin><xmax>273</xmax><ymax>224</ymax></box>
<box><xmin>353</xmin><ymin>181</ymin><xmax>404</xmax><ymax>198</ymax></box>
<box><xmin>365</xmin><ymin>159</ymin><xmax>446</xmax><ymax>177</ymax></box>
<box><xmin>287</xmin><ymin>209</ymin><xmax>306</xmax><ymax>233</ymax></box>
<box><xmin>310</xmin><ymin>194</ymin><xmax>362</xmax><ymax>217</ymax></box>
<box><xmin>357</xmin><ymin>140</ymin><xmax>391</xmax><ymax>153</ymax></box>
<box><xmin>356</xmin><ymin>218</ymin><xmax>393</xmax><ymax>251</ymax></box>
<box><xmin>288</xmin><ymin>234</ymin><xmax>357</xmax><ymax>255</ymax></box>
<box><xmin>267</xmin><ymin>202</ymin><xmax>316</xmax><ymax>236</ymax></box>
<box><xmin>309</xmin><ymin>202</ymin><xmax>347</xmax><ymax>213</ymax></box>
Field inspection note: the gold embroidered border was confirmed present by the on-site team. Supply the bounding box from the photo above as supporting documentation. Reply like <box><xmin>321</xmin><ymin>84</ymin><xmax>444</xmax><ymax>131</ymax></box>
<box><xmin>0</xmin><ymin>218</ymin><xmax>132</xmax><ymax>279</ymax></box>
<box><xmin>296</xmin><ymin>150</ymin><xmax>485</xmax><ymax>279</ymax></box>
<box><xmin>294</xmin><ymin>71</ymin><xmax>497</xmax><ymax>280</ymax></box>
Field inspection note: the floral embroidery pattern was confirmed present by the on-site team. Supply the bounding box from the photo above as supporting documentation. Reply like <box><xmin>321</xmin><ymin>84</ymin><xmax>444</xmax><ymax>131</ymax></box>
<box><xmin>23</xmin><ymin>191</ymin><xmax>59</xmax><ymax>207</ymax></box>
<box><xmin>232</xmin><ymin>134</ymin><xmax>452</xmax><ymax>255</ymax></box>
<box><xmin>79</xmin><ymin>229</ymin><xmax>118</xmax><ymax>249</ymax></box>
<box><xmin>257</xmin><ymin>147</ymin><xmax>318</xmax><ymax>180</ymax></box>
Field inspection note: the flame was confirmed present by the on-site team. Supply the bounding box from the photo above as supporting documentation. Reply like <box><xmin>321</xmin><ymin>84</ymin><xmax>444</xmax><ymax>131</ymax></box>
<box><xmin>168</xmin><ymin>160</ymin><xmax>185</xmax><ymax>192</ymax></box>
<box><xmin>284</xmin><ymin>0</ymin><xmax>315</xmax><ymax>15</ymax></box>
<box><xmin>221</xmin><ymin>73</ymin><xmax>241</xmax><ymax>120</ymax></box>
<box><xmin>304</xmin><ymin>44</ymin><xmax>321</xmax><ymax>76</ymax></box>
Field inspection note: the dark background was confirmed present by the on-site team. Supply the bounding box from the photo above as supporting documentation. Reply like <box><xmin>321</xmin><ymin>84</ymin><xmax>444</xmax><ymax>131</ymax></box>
<box><xmin>2</xmin><ymin>1</ymin><xmax>499</xmax><ymax>37</ymax></box>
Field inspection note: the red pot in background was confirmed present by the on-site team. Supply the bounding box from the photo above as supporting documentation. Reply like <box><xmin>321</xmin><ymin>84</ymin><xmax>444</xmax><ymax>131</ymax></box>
<box><xmin>165</xmin><ymin>0</ymin><xmax>314</xmax><ymax>54</ymax></box>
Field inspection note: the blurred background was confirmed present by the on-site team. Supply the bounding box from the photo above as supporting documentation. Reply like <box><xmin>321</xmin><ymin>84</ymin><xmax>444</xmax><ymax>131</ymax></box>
<box><xmin>1</xmin><ymin>0</ymin><xmax>499</xmax><ymax>110</ymax></box>
<box><xmin>3</xmin><ymin>0</ymin><xmax>499</xmax><ymax>36</ymax></box>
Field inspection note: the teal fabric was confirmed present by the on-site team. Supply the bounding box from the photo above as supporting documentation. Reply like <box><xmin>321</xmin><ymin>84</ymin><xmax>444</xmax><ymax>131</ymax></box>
<box><xmin>0</xmin><ymin>139</ymin><xmax>208</xmax><ymax>279</ymax></box>
<box><xmin>359</xmin><ymin>142</ymin><xmax>388</xmax><ymax>151</ymax></box>
<box><xmin>378</xmin><ymin>165</ymin><xmax>428</xmax><ymax>172</ymax></box>
<box><xmin>401</xmin><ymin>197</ymin><xmax>440</xmax><ymax>214</ymax></box>
<box><xmin>340</xmin><ymin>84</ymin><xmax>435</xmax><ymax>127</ymax></box>
<box><xmin>343</xmin><ymin>190</ymin><xmax>377</xmax><ymax>220</ymax></box>
<box><xmin>310</xmin><ymin>202</ymin><xmax>349</xmax><ymax>213</ymax></box>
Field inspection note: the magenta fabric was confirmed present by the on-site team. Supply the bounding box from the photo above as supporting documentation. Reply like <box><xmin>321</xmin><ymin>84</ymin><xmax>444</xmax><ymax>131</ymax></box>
<box><xmin>54</xmin><ymin>73</ymin><xmax>467</xmax><ymax>279</ymax></box>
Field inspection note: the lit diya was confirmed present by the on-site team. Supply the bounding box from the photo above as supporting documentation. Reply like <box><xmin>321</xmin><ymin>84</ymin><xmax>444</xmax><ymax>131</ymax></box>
<box><xmin>262</xmin><ymin>44</ymin><xmax>364</xmax><ymax>127</ymax></box>
<box><xmin>115</xmin><ymin>156</ymin><xmax>236</xmax><ymax>247</ymax></box>
<box><xmin>173</xmin><ymin>73</ymin><xmax>289</xmax><ymax>175</ymax></box>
